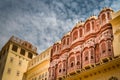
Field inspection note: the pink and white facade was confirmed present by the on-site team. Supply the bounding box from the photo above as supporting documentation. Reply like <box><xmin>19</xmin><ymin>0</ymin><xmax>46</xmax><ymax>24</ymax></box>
<box><xmin>49</xmin><ymin>8</ymin><xmax>114</xmax><ymax>80</ymax></box>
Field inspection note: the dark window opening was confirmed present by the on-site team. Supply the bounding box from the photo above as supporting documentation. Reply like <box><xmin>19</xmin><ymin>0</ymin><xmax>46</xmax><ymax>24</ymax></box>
<box><xmin>20</xmin><ymin>49</ymin><xmax>25</xmax><ymax>56</ymax></box>
<box><xmin>12</xmin><ymin>45</ymin><xmax>18</xmax><ymax>52</ymax></box>
<box><xmin>77</xmin><ymin>61</ymin><xmax>80</xmax><ymax>65</ymax></box>
<box><xmin>91</xmin><ymin>56</ymin><xmax>94</xmax><ymax>59</ymax></box>
<box><xmin>71</xmin><ymin>62</ymin><xmax>74</xmax><ymax>67</ymax></box>
<box><xmin>19</xmin><ymin>60</ymin><xmax>22</xmax><ymax>66</ymax></box>
<box><xmin>7</xmin><ymin>68</ymin><xmax>11</xmax><ymax>74</ymax></box>
<box><xmin>86</xmin><ymin>23</ymin><xmax>90</xmax><ymax>32</ymax></box>
<box><xmin>59</xmin><ymin>77</ymin><xmax>62</xmax><ymax>80</ymax></box>
<box><xmin>108</xmin><ymin>49</ymin><xmax>111</xmax><ymax>51</ymax></box>
<box><xmin>67</xmin><ymin>38</ymin><xmax>69</xmax><ymax>45</ymax></box>
<box><xmin>16</xmin><ymin>71</ymin><xmax>20</xmax><ymax>76</ymax></box>
<box><xmin>59</xmin><ymin>69</ymin><xmax>61</xmax><ymax>73</ymax></box>
<box><xmin>79</xmin><ymin>29</ymin><xmax>82</xmax><ymax>37</ymax></box>
<box><xmin>28</xmin><ymin>52</ymin><xmax>33</xmax><ymax>59</ymax></box>
<box><xmin>45</xmin><ymin>78</ymin><xmax>47</xmax><ymax>80</ymax></box>
<box><xmin>85</xmin><ymin>57</ymin><xmax>88</xmax><ymax>61</ymax></box>
<box><xmin>3</xmin><ymin>50</ymin><xmax>5</xmax><ymax>55</ymax></box>
<box><xmin>63</xmin><ymin>69</ymin><xmax>65</xmax><ymax>72</ymax></box>
<box><xmin>10</xmin><ymin>57</ymin><xmax>13</xmax><ymax>63</ymax></box>
<box><xmin>102</xmin><ymin>50</ymin><xmax>106</xmax><ymax>53</ymax></box>
<box><xmin>63</xmin><ymin>39</ymin><xmax>65</xmax><ymax>45</ymax></box>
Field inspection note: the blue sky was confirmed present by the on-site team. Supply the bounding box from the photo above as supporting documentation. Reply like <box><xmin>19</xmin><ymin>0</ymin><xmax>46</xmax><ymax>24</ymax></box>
<box><xmin>0</xmin><ymin>0</ymin><xmax>120</xmax><ymax>53</ymax></box>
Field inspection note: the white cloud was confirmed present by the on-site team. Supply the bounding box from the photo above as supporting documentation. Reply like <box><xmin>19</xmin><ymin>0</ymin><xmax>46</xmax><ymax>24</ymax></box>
<box><xmin>0</xmin><ymin>0</ymin><xmax>120</xmax><ymax>53</ymax></box>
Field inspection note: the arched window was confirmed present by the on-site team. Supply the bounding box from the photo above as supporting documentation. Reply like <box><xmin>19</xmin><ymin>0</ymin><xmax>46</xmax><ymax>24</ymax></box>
<box><xmin>63</xmin><ymin>61</ymin><xmax>66</xmax><ymax>72</ymax></box>
<box><xmin>79</xmin><ymin>29</ymin><xmax>82</xmax><ymax>37</ymax></box>
<box><xmin>53</xmin><ymin>46</ymin><xmax>56</xmax><ymax>52</ymax></box>
<box><xmin>57</xmin><ymin>45</ymin><xmax>59</xmax><ymax>51</ymax></box>
<box><xmin>58</xmin><ymin>64</ymin><xmax>62</xmax><ymax>73</ymax></box>
<box><xmin>71</xmin><ymin>62</ymin><xmax>74</xmax><ymax>67</ymax></box>
<box><xmin>59</xmin><ymin>69</ymin><xmax>61</xmax><ymax>73</ymax></box>
<box><xmin>67</xmin><ymin>38</ymin><xmax>69</xmax><ymax>45</ymax></box>
<box><xmin>73</xmin><ymin>30</ymin><xmax>78</xmax><ymax>41</ymax></box>
<box><xmin>51</xmin><ymin>49</ymin><xmax>53</xmax><ymax>56</ymax></box>
<box><xmin>77</xmin><ymin>61</ymin><xmax>80</xmax><ymax>65</ymax></box>
<box><xmin>108</xmin><ymin>40</ymin><xmax>112</xmax><ymax>53</ymax></box>
<box><xmin>107</xmin><ymin>12</ymin><xmax>111</xmax><ymax>19</ymax></box>
<box><xmin>92</xmin><ymin>21</ymin><xmax>94</xmax><ymax>30</ymax></box>
<box><xmin>91</xmin><ymin>48</ymin><xmax>94</xmax><ymax>59</ymax></box>
<box><xmin>101</xmin><ymin>42</ymin><xmax>106</xmax><ymax>54</ymax></box>
<box><xmin>76</xmin><ymin>54</ymin><xmax>80</xmax><ymax>65</ymax></box>
<box><xmin>86</xmin><ymin>23</ymin><xmax>90</xmax><ymax>32</ymax></box>
<box><xmin>63</xmin><ymin>39</ymin><xmax>66</xmax><ymax>45</ymax></box>
<box><xmin>69</xmin><ymin>56</ymin><xmax>75</xmax><ymax>68</ymax></box>
<box><xmin>101</xmin><ymin>14</ymin><xmax>106</xmax><ymax>23</ymax></box>
<box><xmin>84</xmin><ymin>51</ymin><xmax>89</xmax><ymax>61</ymax></box>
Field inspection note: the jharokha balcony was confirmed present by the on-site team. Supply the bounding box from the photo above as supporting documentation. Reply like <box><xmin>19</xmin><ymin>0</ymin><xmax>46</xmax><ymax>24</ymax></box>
<box><xmin>57</xmin><ymin>71</ymin><xmax>66</xmax><ymax>79</ymax></box>
<box><xmin>67</xmin><ymin>65</ymin><xmax>81</xmax><ymax>75</ymax></box>
<box><xmin>100</xmin><ymin>51</ymin><xmax>113</xmax><ymax>63</ymax></box>
<box><xmin>82</xmin><ymin>59</ymin><xmax>95</xmax><ymax>70</ymax></box>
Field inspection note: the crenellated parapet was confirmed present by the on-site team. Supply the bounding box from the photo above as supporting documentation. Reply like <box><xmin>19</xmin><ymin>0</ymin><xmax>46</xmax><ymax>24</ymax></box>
<box><xmin>10</xmin><ymin>36</ymin><xmax>37</xmax><ymax>53</ymax></box>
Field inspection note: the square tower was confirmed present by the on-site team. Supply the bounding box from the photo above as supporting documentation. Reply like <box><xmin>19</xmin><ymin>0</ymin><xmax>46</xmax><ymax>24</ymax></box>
<box><xmin>0</xmin><ymin>36</ymin><xmax>38</xmax><ymax>80</ymax></box>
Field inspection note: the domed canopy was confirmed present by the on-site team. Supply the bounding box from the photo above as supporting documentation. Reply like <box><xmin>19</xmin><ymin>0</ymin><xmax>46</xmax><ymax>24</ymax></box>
<box><xmin>75</xmin><ymin>21</ymin><xmax>84</xmax><ymax>28</ymax></box>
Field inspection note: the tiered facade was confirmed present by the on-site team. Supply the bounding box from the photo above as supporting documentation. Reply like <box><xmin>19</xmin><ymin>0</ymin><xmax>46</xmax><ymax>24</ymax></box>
<box><xmin>49</xmin><ymin>8</ymin><xmax>114</xmax><ymax>80</ymax></box>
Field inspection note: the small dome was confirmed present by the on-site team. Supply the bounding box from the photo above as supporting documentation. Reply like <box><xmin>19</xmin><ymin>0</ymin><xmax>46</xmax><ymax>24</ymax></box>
<box><xmin>99</xmin><ymin>7</ymin><xmax>113</xmax><ymax>15</ymax></box>
<box><xmin>86</xmin><ymin>15</ymin><xmax>97</xmax><ymax>21</ymax></box>
<box><xmin>64</xmin><ymin>31</ymin><xmax>70</xmax><ymax>37</ymax></box>
<box><xmin>56</xmin><ymin>40</ymin><xmax>61</xmax><ymax>44</ymax></box>
<box><xmin>102</xmin><ymin>7</ymin><xmax>113</xmax><ymax>11</ymax></box>
<box><xmin>75</xmin><ymin>20</ymin><xmax>84</xmax><ymax>28</ymax></box>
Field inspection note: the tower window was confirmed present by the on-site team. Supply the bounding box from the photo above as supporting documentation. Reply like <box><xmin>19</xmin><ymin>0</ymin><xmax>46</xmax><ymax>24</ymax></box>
<box><xmin>12</xmin><ymin>45</ymin><xmax>18</xmax><ymax>52</ymax></box>
<box><xmin>7</xmin><ymin>68</ymin><xmax>11</xmax><ymax>74</ymax></box>
<box><xmin>19</xmin><ymin>60</ymin><xmax>22</xmax><ymax>66</ymax></box>
<box><xmin>28</xmin><ymin>52</ymin><xmax>33</xmax><ymax>59</ymax></box>
<box><xmin>20</xmin><ymin>49</ymin><xmax>25</xmax><ymax>56</ymax></box>
<box><xmin>16</xmin><ymin>71</ymin><xmax>20</xmax><ymax>76</ymax></box>
<box><xmin>10</xmin><ymin>57</ymin><xmax>14</xmax><ymax>63</ymax></box>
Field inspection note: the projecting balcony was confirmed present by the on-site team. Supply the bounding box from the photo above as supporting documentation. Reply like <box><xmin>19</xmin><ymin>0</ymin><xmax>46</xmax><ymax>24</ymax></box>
<box><xmin>49</xmin><ymin>76</ymin><xmax>55</xmax><ymax>80</ymax></box>
<box><xmin>82</xmin><ymin>60</ymin><xmax>95</xmax><ymax>70</ymax></box>
<box><xmin>100</xmin><ymin>54</ymin><xmax>113</xmax><ymax>64</ymax></box>
<box><xmin>71</xmin><ymin>37</ymin><xmax>84</xmax><ymax>46</ymax></box>
<box><xmin>67</xmin><ymin>65</ymin><xmax>81</xmax><ymax>75</ymax></box>
<box><xmin>100</xmin><ymin>52</ymin><xmax>113</xmax><ymax>63</ymax></box>
<box><xmin>61</xmin><ymin>45</ymin><xmax>69</xmax><ymax>51</ymax></box>
<box><xmin>101</xmin><ymin>19</ymin><xmax>109</xmax><ymax>27</ymax></box>
<box><xmin>57</xmin><ymin>71</ymin><xmax>66</xmax><ymax>79</ymax></box>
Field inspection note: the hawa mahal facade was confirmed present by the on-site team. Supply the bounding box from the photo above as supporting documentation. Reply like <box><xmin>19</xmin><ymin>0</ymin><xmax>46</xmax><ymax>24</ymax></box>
<box><xmin>49</xmin><ymin>8</ymin><xmax>114</xmax><ymax>80</ymax></box>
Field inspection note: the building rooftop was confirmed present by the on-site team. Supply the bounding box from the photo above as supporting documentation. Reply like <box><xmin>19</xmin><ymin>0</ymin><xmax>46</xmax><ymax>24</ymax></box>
<box><xmin>10</xmin><ymin>36</ymin><xmax>37</xmax><ymax>53</ymax></box>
